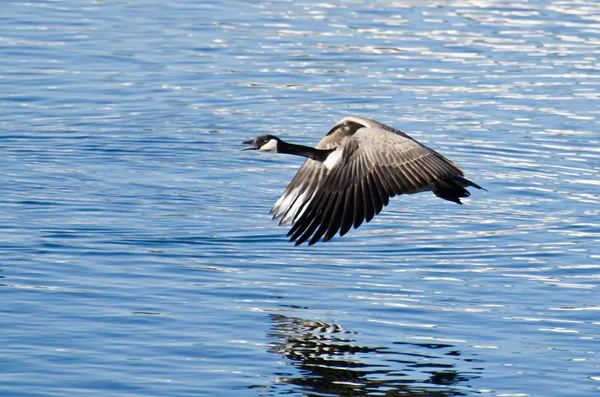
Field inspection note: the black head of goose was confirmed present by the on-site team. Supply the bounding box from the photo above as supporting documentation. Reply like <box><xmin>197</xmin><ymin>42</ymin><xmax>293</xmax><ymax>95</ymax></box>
<box><xmin>243</xmin><ymin>116</ymin><xmax>485</xmax><ymax>246</ymax></box>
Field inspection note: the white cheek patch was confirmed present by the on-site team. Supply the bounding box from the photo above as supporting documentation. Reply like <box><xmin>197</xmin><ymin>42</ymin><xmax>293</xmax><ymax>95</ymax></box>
<box><xmin>259</xmin><ymin>139</ymin><xmax>278</xmax><ymax>152</ymax></box>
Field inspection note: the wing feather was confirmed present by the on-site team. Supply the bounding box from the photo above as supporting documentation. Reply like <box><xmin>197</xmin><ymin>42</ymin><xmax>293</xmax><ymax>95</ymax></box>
<box><xmin>353</xmin><ymin>180</ymin><xmax>365</xmax><ymax>229</ymax></box>
<box><xmin>310</xmin><ymin>191</ymin><xmax>338</xmax><ymax>245</ymax></box>
<box><xmin>287</xmin><ymin>124</ymin><xmax>472</xmax><ymax>245</ymax></box>
<box><xmin>271</xmin><ymin>159</ymin><xmax>327</xmax><ymax>225</ymax></box>
<box><xmin>339</xmin><ymin>184</ymin><xmax>355</xmax><ymax>237</ymax></box>
<box><xmin>362</xmin><ymin>176</ymin><xmax>376</xmax><ymax>223</ymax></box>
<box><xmin>324</xmin><ymin>191</ymin><xmax>345</xmax><ymax>242</ymax></box>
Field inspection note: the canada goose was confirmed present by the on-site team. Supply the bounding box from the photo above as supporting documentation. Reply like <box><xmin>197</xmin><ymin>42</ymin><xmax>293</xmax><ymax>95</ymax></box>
<box><xmin>243</xmin><ymin>116</ymin><xmax>484</xmax><ymax>246</ymax></box>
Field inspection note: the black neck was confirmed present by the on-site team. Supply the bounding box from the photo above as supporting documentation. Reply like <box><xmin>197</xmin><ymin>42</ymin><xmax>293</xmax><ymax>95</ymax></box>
<box><xmin>278</xmin><ymin>140</ymin><xmax>334</xmax><ymax>162</ymax></box>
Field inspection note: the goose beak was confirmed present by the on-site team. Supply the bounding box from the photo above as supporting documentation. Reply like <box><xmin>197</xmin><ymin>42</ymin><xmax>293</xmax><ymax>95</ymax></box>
<box><xmin>242</xmin><ymin>139</ymin><xmax>258</xmax><ymax>151</ymax></box>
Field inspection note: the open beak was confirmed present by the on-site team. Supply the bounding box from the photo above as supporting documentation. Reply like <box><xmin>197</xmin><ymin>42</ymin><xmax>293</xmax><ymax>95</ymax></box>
<box><xmin>242</xmin><ymin>139</ymin><xmax>258</xmax><ymax>151</ymax></box>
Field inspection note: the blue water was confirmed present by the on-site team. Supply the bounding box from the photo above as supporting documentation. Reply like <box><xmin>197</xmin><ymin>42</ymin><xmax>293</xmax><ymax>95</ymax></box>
<box><xmin>1</xmin><ymin>1</ymin><xmax>599</xmax><ymax>396</ymax></box>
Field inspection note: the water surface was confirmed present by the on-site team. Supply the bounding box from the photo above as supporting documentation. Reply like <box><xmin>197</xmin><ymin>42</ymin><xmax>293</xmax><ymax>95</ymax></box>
<box><xmin>1</xmin><ymin>1</ymin><xmax>599</xmax><ymax>396</ymax></box>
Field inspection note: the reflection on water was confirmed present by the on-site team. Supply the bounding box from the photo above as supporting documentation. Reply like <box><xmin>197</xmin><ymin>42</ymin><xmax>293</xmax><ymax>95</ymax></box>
<box><xmin>263</xmin><ymin>314</ymin><xmax>480</xmax><ymax>396</ymax></box>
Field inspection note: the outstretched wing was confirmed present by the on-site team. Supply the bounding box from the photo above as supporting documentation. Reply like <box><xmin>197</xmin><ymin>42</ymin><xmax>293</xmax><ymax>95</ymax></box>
<box><xmin>286</xmin><ymin>126</ymin><xmax>466</xmax><ymax>245</ymax></box>
<box><xmin>270</xmin><ymin>121</ymin><xmax>356</xmax><ymax>226</ymax></box>
<box><xmin>270</xmin><ymin>158</ymin><xmax>328</xmax><ymax>225</ymax></box>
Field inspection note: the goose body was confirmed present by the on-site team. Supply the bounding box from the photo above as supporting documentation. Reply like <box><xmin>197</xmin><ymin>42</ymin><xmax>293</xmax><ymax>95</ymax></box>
<box><xmin>243</xmin><ymin>116</ymin><xmax>484</xmax><ymax>246</ymax></box>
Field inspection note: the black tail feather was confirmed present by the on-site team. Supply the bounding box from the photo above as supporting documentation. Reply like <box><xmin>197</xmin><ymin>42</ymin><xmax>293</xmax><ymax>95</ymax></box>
<box><xmin>452</xmin><ymin>176</ymin><xmax>486</xmax><ymax>191</ymax></box>
<box><xmin>434</xmin><ymin>177</ymin><xmax>484</xmax><ymax>204</ymax></box>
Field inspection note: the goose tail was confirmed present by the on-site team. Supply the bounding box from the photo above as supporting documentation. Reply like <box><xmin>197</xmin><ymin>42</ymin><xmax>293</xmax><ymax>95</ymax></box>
<box><xmin>434</xmin><ymin>176</ymin><xmax>485</xmax><ymax>204</ymax></box>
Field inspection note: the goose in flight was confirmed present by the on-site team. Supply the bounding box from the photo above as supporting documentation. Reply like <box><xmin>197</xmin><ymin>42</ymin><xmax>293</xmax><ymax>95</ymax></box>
<box><xmin>242</xmin><ymin>116</ymin><xmax>484</xmax><ymax>246</ymax></box>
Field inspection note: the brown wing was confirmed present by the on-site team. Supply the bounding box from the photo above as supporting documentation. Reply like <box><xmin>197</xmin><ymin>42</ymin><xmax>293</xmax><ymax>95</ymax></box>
<box><xmin>270</xmin><ymin>121</ymin><xmax>354</xmax><ymax>225</ymax></box>
<box><xmin>270</xmin><ymin>158</ymin><xmax>328</xmax><ymax>225</ymax></box>
<box><xmin>287</xmin><ymin>126</ymin><xmax>465</xmax><ymax>245</ymax></box>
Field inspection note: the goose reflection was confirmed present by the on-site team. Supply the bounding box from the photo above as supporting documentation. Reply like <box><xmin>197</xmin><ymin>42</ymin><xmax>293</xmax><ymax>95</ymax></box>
<box><xmin>263</xmin><ymin>314</ymin><xmax>481</xmax><ymax>396</ymax></box>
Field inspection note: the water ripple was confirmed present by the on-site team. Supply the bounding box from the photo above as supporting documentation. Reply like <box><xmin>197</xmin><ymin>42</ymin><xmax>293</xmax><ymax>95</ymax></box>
<box><xmin>1</xmin><ymin>0</ymin><xmax>600</xmax><ymax>396</ymax></box>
